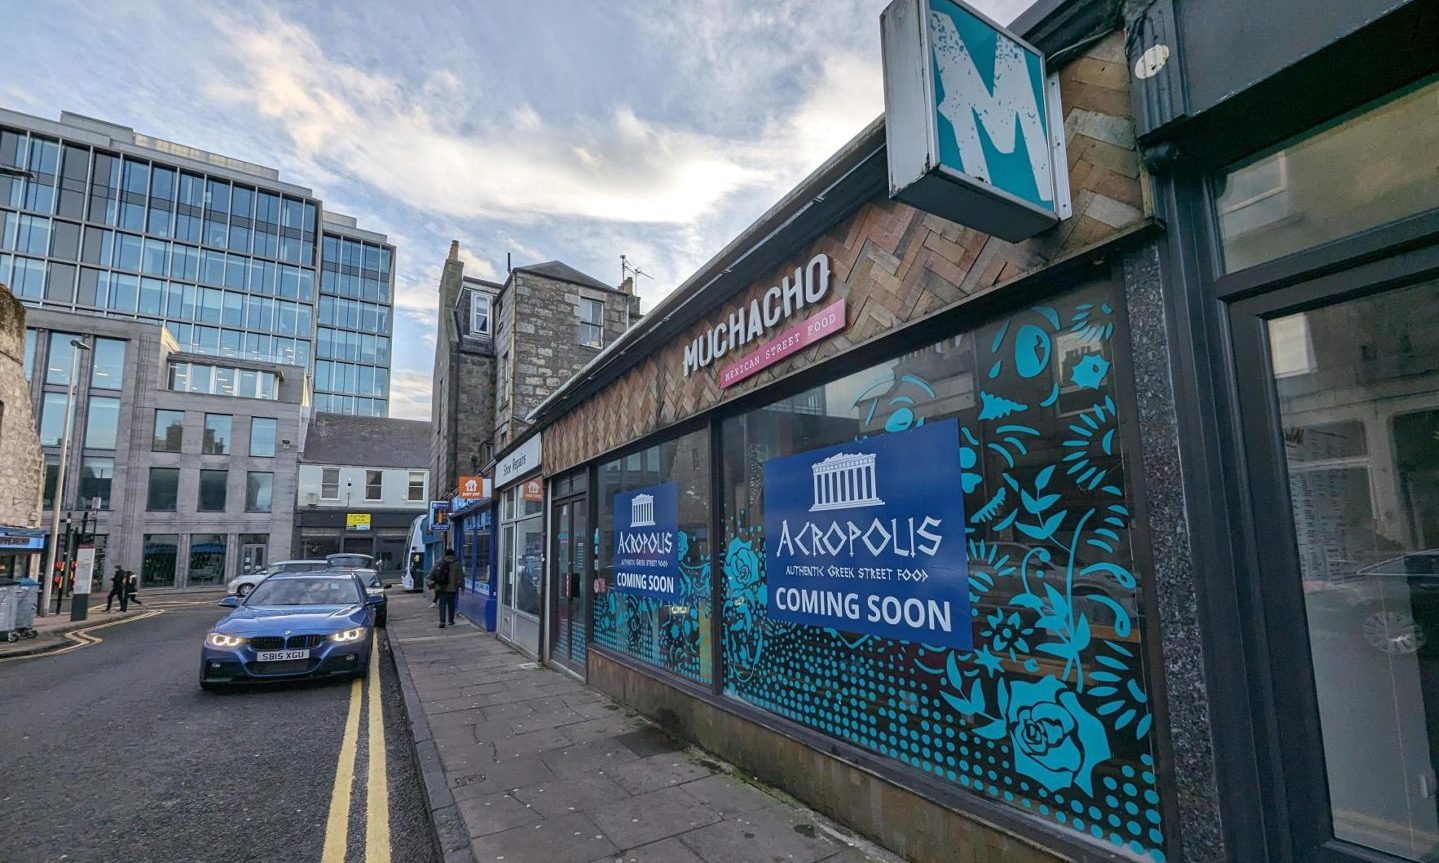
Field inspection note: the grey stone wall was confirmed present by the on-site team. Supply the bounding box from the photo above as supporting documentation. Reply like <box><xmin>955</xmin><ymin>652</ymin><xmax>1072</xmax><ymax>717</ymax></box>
<box><xmin>0</xmin><ymin>284</ymin><xmax>43</xmax><ymax>553</ymax></box>
<box><xmin>496</xmin><ymin>272</ymin><xmax>639</xmax><ymax>449</ymax></box>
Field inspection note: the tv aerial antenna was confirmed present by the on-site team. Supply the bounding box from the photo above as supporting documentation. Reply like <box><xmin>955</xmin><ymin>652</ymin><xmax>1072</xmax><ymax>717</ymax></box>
<box><xmin>620</xmin><ymin>254</ymin><xmax>653</xmax><ymax>288</ymax></box>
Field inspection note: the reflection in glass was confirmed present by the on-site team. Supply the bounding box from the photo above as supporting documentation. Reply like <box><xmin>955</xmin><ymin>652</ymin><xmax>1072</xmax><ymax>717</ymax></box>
<box><xmin>153</xmin><ymin>409</ymin><xmax>184</xmax><ymax>452</ymax></box>
<box><xmin>79</xmin><ymin>456</ymin><xmax>113</xmax><ymax>510</ymax></box>
<box><xmin>143</xmin><ymin>533</ymin><xmax>178</xmax><ymax>587</ymax></box>
<box><xmin>147</xmin><ymin>467</ymin><xmax>179</xmax><ymax>511</ymax></box>
<box><xmin>39</xmin><ymin>392</ymin><xmax>70</xmax><ymax>446</ymax></box>
<box><xmin>1270</xmin><ymin>279</ymin><xmax>1439</xmax><ymax>860</ymax></box>
<box><xmin>1218</xmin><ymin>75</ymin><xmax>1439</xmax><ymax>272</ymax></box>
<box><xmin>245</xmin><ymin>472</ymin><xmax>273</xmax><ymax>513</ymax></box>
<box><xmin>189</xmin><ymin>533</ymin><xmax>227</xmax><ymax>584</ymax></box>
<box><xmin>84</xmin><ymin>397</ymin><xmax>120</xmax><ymax>450</ymax></box>
<box><xmin>90</xmin><ymin>338</ymin><xmax>125</xmax><ymax>389</ymax></box>
<box><xmin>202</xmin><ymin>414</ymin><xmax>231</xmax><ymax>455</ymax></box>
<box><xmin>198</xmin><ymin>469</ymin><xmax>227</xmax><ymax>512</ymax></box>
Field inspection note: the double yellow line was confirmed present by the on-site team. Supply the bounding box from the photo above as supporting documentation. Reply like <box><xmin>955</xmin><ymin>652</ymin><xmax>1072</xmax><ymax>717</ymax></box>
<box><xmin>320</xmin><ymin>632</ymin><xmax>391</xmax><ymax>863</ymax></box>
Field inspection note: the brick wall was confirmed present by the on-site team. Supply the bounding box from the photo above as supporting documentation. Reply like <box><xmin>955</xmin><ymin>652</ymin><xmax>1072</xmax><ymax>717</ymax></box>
<box><xmin>546</xmin><ymin>32</ymin><xmax>1143</xmax><ymax>473</ymax></box>
<box><xmin>0</xmin><ymin>283</ymin><xmax>42</xmax><ymax>536</ymax></box>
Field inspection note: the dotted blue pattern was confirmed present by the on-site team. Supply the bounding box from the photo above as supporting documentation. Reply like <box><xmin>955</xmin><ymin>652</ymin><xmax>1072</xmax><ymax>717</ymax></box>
<box><xmin>593</xmin><ymin>529</ymin><xmax>712</xmax><ymax>685</ymax></box>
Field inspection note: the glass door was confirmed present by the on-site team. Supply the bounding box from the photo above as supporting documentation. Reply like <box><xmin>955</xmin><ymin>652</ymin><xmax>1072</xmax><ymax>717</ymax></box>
<box><xmin>549</xmin><ymin>496</ymin><xmax>588</xmax><ymax>674</ymax></box>
<box><xmin>1235</xmin><ymin>274</ymin><xmax>1439</xmax><ymax>862</ymax></box>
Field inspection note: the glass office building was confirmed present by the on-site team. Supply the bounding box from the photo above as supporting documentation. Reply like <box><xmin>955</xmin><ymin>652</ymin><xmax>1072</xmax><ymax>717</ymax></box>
<box><xmin>0</xmin><ymin>109</ymin><xmax>394</xmax><ymax>416</ymax></box>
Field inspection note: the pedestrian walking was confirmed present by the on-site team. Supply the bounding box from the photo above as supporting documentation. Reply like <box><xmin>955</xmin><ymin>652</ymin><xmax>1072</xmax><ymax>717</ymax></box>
<box><xmin>125</xmin><ymin>570</ymin><xmax>143</xmax><ymax>607</ymax></box>
<box><xmin>430</xmin><ymin>551</ymin><xmax>462</xmax><ymax>628</ymax></box>
<box><xmin>105</xmin><ymin>564</ymin><xmax>128</xmax><ymax>612</ymax></box>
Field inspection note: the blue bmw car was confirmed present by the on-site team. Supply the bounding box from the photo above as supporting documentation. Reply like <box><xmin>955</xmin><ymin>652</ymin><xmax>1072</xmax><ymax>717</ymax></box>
<box><xmin>200</xmin><ymin>571</ymin><xmax>381</xmax><ymax>690</ymax></box>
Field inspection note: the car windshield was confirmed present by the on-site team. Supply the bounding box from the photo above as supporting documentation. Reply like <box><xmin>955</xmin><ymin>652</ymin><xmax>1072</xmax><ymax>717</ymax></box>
<box><xmin>246</xmin><ymin>577</ymin><xmax>361</xmax><ymax>607</ymax></box>
<box><xmin>327</xmin><ymin>555</ymin><xmax>371</xmax><ymax>568</ymax></box>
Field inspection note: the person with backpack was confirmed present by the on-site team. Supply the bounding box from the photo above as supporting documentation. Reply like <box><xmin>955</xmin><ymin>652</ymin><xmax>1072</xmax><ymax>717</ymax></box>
<box><xmin>428</xmin><ymin>551</ymin><xmax>463</xmax><ymax>628</ymax></box>
<box><xmin>105</xmin><ymin>564</ymin><xmax>128</xmax><ymax>612</ymax></box>
<box><xmin>124</xmin><ymin>570</ymin><xmax>143</xmax><ymax>607</ymax></box>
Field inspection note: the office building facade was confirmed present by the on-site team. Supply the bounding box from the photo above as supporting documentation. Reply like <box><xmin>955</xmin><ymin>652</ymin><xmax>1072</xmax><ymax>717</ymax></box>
<box><xmin>0</xmin><ymin>108</ymin><xmax>395</xmax><ymax>417</ymax></box>
<box><xmin>23</xmin><ymin>307</ymin><xmax>307</xmax><ymax>587</ymax></box>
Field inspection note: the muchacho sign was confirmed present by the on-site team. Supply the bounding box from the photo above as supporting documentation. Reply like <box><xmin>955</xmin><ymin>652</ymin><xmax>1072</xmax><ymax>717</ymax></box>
<box><xmin>880</xmin><ymin>0</ymin><xmax>1070</xmax><ymax>241</ymax></box>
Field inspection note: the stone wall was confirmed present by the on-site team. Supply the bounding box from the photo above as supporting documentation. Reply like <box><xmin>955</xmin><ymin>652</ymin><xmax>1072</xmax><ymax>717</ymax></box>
<box><xmin>546</xmin><ymin>33</ymin><xmax>1144</xmax><ymax>473</ymax></box>
<box><xmin>0</xmin><ymin>283</ymin><xmax>42</xmax><ymax>537</ymax></box>
<box><xmin>498</xmin><ymin>271</ymin><xmax>639</xmax><ymax>449</ymax></box>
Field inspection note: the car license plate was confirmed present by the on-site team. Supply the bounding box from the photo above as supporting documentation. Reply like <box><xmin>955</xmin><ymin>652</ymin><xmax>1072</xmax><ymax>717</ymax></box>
<box><xmin>256</xmin><ymin>649</ymin><xmax>310</xmax><ymax>662</ymax></box>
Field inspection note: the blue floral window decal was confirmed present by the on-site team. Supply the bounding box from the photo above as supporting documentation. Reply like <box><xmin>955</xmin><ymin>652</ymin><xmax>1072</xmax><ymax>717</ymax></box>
<box><xmin>717</xmin><ymin>282</ymin><xmax>1167</xmax><ymax>860</ymax></box>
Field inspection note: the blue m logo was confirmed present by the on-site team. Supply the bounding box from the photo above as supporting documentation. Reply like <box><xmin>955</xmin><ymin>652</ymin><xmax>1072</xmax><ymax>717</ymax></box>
<box><xmin>929</xmin><ymin>1</ymin><xmax>1053</xmax><ymax>210</ymax></box>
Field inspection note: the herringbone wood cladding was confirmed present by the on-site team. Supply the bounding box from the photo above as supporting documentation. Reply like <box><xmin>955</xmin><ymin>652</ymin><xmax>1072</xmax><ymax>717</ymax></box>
<box><xmin>548</xmin><ymin>33</ymin><xmax>1142</xmax><ymax>474</ymax></box>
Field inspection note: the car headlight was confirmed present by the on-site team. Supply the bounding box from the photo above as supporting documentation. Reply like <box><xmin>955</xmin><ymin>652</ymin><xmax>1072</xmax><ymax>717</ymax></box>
<box><xmin>205</xmin><ymin>632</ymin><xmax>245</xmax><ymax>648</ymax></box>
<box><xmin>331</xmin><ymin>627</ymin><xmax>368</xmax><ymax>643</ymax></box>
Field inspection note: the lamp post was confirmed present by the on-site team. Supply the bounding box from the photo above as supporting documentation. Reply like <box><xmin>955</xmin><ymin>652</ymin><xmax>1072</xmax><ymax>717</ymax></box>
<box><xmin>40</xmin><ymin>338</ymin><xmax>91</xmax><ymax>618</ymax></box>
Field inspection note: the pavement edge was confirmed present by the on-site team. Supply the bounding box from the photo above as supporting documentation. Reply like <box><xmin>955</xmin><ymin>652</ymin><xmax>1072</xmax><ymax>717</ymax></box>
<box><xmin>386</xmin><ymin>623</ymin><xmax>479</xmax><ymax>863</ymax></box>
<box><xmin>0</xmin><ymin>611</ymin><xmax>145</xmax><ymax>659</ymax></box>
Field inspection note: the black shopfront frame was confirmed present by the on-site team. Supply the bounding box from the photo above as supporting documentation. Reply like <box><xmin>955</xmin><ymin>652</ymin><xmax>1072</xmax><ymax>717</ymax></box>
<box><xmin>560</xmin><ymin>222</ymin><xmax>1186</xmax><ymax>863</ymax></box>
<box><xmin>1144</xmin><ymin>4</ymin><xmax>1439</xmax><ymax>857</ymax></box>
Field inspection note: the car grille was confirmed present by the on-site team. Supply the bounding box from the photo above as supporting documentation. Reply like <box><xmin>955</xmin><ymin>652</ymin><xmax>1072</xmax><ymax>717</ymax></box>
<box><xmin>250</xmin><ymin>659</ymin><xmax>314</xmax><ymax>675</ymax></box>
<box><xmin>248</xmin><ymin>634</ymin><xmax>327</xmax><ymax>651</ymax></box>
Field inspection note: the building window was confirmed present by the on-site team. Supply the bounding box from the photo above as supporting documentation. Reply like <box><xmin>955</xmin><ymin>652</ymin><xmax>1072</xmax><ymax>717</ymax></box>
<box><xmin>578</xmin><ymin>298</ymin><xmax>604</xmax><ymax>348</ymax></box>
<box><xmin>198</xmin><ymin>469</ymin><xmax>228</xmax><ymax>512</ymax></box>
<box><xmin>470</xmin><ymin>291</ymin><xmax>491</xmax><ymax>336</ymax></box>
<box><xmin>249</xmin><ymin>417</ymin><xmax>277</xmax><ymax>457</ymax></box>
<box><xmin>43</xmin><ymin>455</ymin><xmax>59</xmax><ymax>510</ymax></box>
<box><xmin>498</xmin><ymin>350</ymin><xmax>510</xmax><ymax>402</ymax></box>
<box><xmin>147</xmin><ymin>467</ymin><xmax>179</xmax><ymax>511</ymax></box>
<box><xmin>202</xmin><ymin>413</ymin><xmax>231</xmax><ymax>455</ymax></box>
<box><xmin>23</xmin><ymin>329</ymin><xmax>35</xmax><ymax>380</ymax></box>
<box><xmin>84</xmin><ymin>397</ymin><xmax>121</xmax><ymax>450</ymax></box>
<box><xmin>90</xmin><ymin>338</ymin><xmax>125</xmax><ymax>390</ymax></box>
<box><xmin>45</xmin><ymin>332</ymin><xmax>81</xmax><ymax>385</ymax></box>
<box><xmin>79</xmin><ymin>457</ymin><xmax>114</xmax><ymax>510</ymax></box>
<box><xmin>246</xmin><ymin>472</ymin><xmax>273</xmax><ymax>513</ymax></box>
<box><xmin>142</xmin><ymin>534</ymin><xmax>178</xmax><ymax>587</ymax></box>
<box><xmin>39</xmin><ymin>392</ymin><xmax>71</xmax><ymax>446</ymax></box>
<box><xmin>364</xmin><ymin>469</ymin><xmax>382</xmax><ymax>501</ymax></box>
<box><xmin>321</xmin><ymin>467</ymin><xmax>340</xmax><ymax>500</ymax></box>
<box><xmin>408</xmin><ymin>471</ymin><xmax>425</xmax><ymax>501</ymax></box>
<box><xmin>153</xmin><ymin>409</ymin><xmax>184</xmax><ymax>452</ymax></box>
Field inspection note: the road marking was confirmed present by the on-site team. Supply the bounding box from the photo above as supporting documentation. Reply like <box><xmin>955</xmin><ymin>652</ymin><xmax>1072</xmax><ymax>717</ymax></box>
<box><xmin>0</xmin><ymin>609</ymin><xmax>165</xmax><ymax>663</ymax></box>
<box><xmin>321</xmin><ymin>676</ymin><xmax>363</xmax><ymax>863</ymax></box>
<box><xmin>365</xmin><ymin>635</ymin><xmax>391</xmax><ymax>863</ymax></box>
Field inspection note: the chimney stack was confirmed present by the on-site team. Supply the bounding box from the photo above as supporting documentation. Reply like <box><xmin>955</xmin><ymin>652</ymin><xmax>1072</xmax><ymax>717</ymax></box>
<box><xmin>619</xmin><ymin>276</ymin><xmax>634</xmax><ymax>295</ymax></box>
<box><xmin>448</xmin><ymin>240</ymin><xmax>460</xmax><ymax>261</ymax></box>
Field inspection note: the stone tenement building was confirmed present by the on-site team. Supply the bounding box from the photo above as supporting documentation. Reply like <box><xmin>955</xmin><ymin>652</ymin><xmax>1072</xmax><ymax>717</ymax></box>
<box><xmin>0</xmin><ymin>282</ymin><xmax>43</xmax><ymax>578</ymax></box>
<box><xmin>429</xmin><ymin>241</ymin><xmax>639</xmax><ymax>497</ymax></box>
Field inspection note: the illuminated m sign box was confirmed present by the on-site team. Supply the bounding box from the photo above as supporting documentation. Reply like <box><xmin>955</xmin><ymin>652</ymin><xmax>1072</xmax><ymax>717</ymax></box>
<box><xmin>881</xmin><ymin>0</ymin><xmax>1071</xmax><ymax>241</ymax></box>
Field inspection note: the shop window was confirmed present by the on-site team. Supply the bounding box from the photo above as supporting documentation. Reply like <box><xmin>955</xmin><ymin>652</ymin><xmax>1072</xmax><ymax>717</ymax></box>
<box><xmin>1216</xmin><ymin>74</ymin><xmax>1439</xmax><ymax>273</ymax></box>
<box><xmin>1269</xmin><ymin>280</ymin><xmax>1439</xmax><ymax>861</ymax></box>
<box><xmin>189</xmin><ymin>534</ymin><xmax>227</xmax><ymax>584</ymax></box>
<box><xmin>593</xmin><ymin>428</ymin><xmax>712</xmax><ymax>685</ymax></box>
<box><xmin>710</xmin><ymin>280</ymin><xmax>1165</xmax><ymax>857</ymax></box>
<box><xmin>143</xmin><ymin>533</ymin><xmax>177</xmax><ymax>586</ymax></box>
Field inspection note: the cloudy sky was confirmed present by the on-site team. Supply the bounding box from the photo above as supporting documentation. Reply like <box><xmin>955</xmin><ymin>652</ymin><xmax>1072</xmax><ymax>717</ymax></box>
<box><xmin>2</xmin><ymin>0</ymin><xmax>1030</xmax><ymax>419</ymax></box>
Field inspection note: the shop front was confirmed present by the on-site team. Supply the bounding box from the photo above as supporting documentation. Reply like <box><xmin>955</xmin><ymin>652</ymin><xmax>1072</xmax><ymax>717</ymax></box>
<box><xmin>292</xmin><ymin>509</ymin><xmax>415</xmax><ymax>575</ymax></box>
<box><xmin>0</xmin><ymin>526</ymin><xmax>43</xmax><ymax>580</ymax></box>
<box><xmin>451</xmin><ymin>488</ymin><xmax>496</xmax><ymax>630</ymax></box>
<box><xmin>493</xmin><ymin>434</ymin><xmax>544</xmax><ymax>658</ymax></box>
<box><xmin>523</xmin><ymin>4</ymin><xmax>1190</xmax><ymax>857</ymax></box>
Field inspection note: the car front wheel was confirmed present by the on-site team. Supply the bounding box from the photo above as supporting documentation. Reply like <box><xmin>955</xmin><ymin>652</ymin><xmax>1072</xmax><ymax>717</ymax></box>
<box><xmin>236</xmin><ymin>582</ymin><xmax>253</xmax><ymax>597</ymax></box>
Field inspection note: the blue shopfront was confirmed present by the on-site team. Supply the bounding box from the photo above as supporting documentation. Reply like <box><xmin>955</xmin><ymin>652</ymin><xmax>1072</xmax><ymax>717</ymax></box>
<box><xmin>451</xmin><ymin>495</ymin><xmax>496</xmax><ymax>631</ymax></box>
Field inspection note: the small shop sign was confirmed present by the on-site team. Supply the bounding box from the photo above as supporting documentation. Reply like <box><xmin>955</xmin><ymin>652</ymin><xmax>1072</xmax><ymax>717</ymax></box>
<box><xmin>457</xmin><ymin>475</ymin><xmax>489</xmax><ymax>500</ymax></box>
<box><xmin>881</xmin><ymin>0</ymin><xmax>1069</xmax><ymax>241</ymax></box>
<box><xmin>345</xmin><ymin>512</ymin><xmax>372</xmax><ymax>532</ymax></box>
<box><xmin>613</xmin><ymin>482</ymin><xmax>681</xmax><ymax>601</ymax></box>
<box><xmin>720</xmin><ymin>298</ymin><xmax>847</xmax><ymax>388</ymax></box>
<box><xmin>428</xmin><ymin>500</ymin><xmax>451</xmax><ymax>531</ymax></box>
<box><xmin>763</xmin><ymin>419</ymin><xmax>972</xmax><ymax>648</ymax></box>
<box><xmin>495</xmin><ymin>435</ymin><xmax>542</xmax><ymax>490</ymax></box>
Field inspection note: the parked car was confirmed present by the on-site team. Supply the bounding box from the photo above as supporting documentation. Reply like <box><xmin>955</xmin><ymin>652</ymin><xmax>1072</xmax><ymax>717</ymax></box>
<box><xmin>356</xmin><ymin>567</ymin><xmax>389</xmax><ymax>626</ymax></box>
<box><xmin>326</xmin><ymin>553</ymin><xmax>375</xmax><ymax>570</ymax></box>
<box><xmin>1307</xmin><ymin>550</ymin><xmax>1438</xmax><ymax>655</ymax></box>
<box><xmin>226</xmin><ymin>560</ymin><xmax>328</xmax><ymax>597</ymax></box>
<box><xmin>199</xmin><ymin>571</ymin><xmax>381</xmax><ymax>690</ymax></box>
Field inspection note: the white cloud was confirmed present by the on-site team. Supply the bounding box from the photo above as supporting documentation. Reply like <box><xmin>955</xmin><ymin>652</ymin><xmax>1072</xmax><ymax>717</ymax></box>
<box><xmin>388</xmin><ymin>370</ymin><xmax>434</xmax><ymax>421</ymax></box>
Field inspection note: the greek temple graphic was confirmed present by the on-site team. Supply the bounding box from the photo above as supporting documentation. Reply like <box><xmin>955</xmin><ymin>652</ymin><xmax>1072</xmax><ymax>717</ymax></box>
<box><xmin>630</xmin><ymin>493</ymin><xmax>656</xmax><ymax>527</ymax></box>
<box><xmin>810</xmin><ymin>452</ymin><xmax>885</xmax><ymax>512</ymax></box>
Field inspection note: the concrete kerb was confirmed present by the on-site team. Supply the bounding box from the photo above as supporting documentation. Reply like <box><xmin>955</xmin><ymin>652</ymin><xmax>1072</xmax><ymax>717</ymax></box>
<box><xmin>0</xmin><ymin>610</ymin><xmax>147</xmax><ymax>659</ymax></box>
<box><xmin>386</xmin><ymin>615</ymin><xmax>480</xmax><ymax>863</ymax></box>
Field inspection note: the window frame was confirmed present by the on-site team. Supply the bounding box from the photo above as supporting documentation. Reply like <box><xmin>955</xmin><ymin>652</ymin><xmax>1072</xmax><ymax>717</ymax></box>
<box><xmin>197</xmin><ymin>468</ymin><xmax>228</xmax><ymax>512</ymax></box>
<box><xmin>249</xmin><ymin>416</ymin><xmax>277</xmax><ymax>458</ymax></box>
<box><xmin>407</xmin><ymin>470</ymin><xmax>425</xmax><ymax>502</ymax></box>
<box><xmin>364</xmin><ymin>469</ymin><xmax>383</xmax><ymax>501</ymax></box>
<box><xmin>245</xmin><ymin>471</ymin><xmax>274</xmax><ymax>513</ymax></box>
<box><xmin>146</xmin><ymin>466</ymin><xmax>180</xmax><ymax>512</ymax></box>
<box><xmin>320</xmin><ymin>467</ymin><xmax>340</xmax><ymax>500</ymax></box>
<box><xmin>578</xmin><ymin>297</ymin><xmax>604</xmax><ymax>348</ymax></box>
<box><xmin>202</xmin><ymin>413</ymin><xmax>232</xmax><ymax>455</ymax></box>
<box><xmin>470</xmin><ymin>290</ymin><xmax>492</xmax><ymax>336</ymax></box>
<box><xmin>152</xmin><ymin>409</ymin><xmax>184</xmax><ymax>453</ymax></box>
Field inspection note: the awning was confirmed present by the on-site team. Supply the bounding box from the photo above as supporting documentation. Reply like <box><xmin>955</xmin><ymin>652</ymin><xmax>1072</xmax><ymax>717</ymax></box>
<box><xmin>0</xmin><ymin>525</ymin><xmax>46</xmax><ymax>553</ymax></box>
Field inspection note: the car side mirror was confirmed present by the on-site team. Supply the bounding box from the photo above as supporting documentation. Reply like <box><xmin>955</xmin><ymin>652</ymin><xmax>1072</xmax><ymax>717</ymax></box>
<box><xmin>218</xmin><ymin>595</ymin><xmax>240</xmax><ymax>608</ymax></box>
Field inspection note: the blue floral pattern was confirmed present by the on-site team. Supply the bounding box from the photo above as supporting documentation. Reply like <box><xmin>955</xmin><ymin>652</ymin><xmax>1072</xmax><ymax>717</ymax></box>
<box><xmin>719</xmin><ymin>284</ymin><xmax>1167</xmax><ymax>861</ymax></box>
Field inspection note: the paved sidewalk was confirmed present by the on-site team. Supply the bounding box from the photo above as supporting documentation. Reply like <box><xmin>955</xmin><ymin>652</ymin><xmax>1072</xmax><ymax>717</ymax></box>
<box><xmin>385</xmin><ymin>592</ymin><xmax>897</xmax><ymax>863</ymax></box>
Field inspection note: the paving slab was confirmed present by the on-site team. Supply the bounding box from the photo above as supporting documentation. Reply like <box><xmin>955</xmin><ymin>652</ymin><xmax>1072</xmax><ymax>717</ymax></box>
<box><xmin>384</xmin><ymin>592</ymin><xmax>897</xmax><ymax>863</ymax></box>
